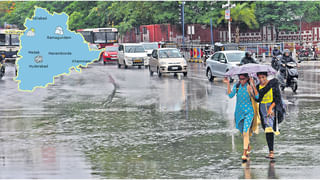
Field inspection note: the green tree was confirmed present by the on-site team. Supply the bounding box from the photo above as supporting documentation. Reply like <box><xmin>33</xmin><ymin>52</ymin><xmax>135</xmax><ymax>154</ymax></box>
<box><xmin>218</xmin><ymin>2</ymin><xmax>258</xmax><ymax>43</ymax></box>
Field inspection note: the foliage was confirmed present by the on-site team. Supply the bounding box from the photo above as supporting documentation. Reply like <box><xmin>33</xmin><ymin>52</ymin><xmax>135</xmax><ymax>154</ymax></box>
<box><xmin>1</xmin><ymin>1</ymin><xmax>320</xmax><ymax>35</ymax></box>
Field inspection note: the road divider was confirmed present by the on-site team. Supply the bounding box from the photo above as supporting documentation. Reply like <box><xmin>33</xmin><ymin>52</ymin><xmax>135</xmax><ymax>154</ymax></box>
<box><xmin>188</xmin><ymin>59</ymin><xmax>203</xmax><ymax>63</ymax></box>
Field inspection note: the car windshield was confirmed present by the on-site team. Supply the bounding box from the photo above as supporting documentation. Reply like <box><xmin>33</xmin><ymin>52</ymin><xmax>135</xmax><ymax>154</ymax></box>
<box><xmin>159</xmin><ymin>49</ymin><xmax>182</xmax><ymax>58</ymax></box>
<box><xmin>125</xmin><ymin>45</ymin><xmax>145</xmax><ymax>53</ymax></box>
<box><xmin>143</xmin><ymin>44</ymin><xmax>158</xmax><ymax>50</ymax></box>
<box><xmin>105</xmin><ymin>46</ymin><xmax>118</xmax><ymax>52</ymax></box>
<box><xmin>226</xmin><ymin>52</ymin><xmax>245</xmax><ymax>62</ymax></box>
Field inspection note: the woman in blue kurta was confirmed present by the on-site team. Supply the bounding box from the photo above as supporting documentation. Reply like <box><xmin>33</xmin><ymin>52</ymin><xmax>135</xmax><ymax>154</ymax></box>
<box><xmin>225</xmin><ymin>73</ymin><xmax>258</xmax><ymax>162</ymax></box>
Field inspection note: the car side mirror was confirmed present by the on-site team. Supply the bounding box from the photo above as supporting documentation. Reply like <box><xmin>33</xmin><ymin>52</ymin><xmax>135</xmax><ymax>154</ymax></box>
<box><xmin>147</xmin><ymin>54</ymin><xmax>151</xmax><ymax>57</ymax></box>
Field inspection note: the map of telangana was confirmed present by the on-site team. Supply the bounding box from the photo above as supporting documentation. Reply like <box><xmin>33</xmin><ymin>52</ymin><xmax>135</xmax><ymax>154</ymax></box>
<box><xmin>15</xmin><ymin>7</ymin><xmax>101</xmax><ymax>91</ymax></box>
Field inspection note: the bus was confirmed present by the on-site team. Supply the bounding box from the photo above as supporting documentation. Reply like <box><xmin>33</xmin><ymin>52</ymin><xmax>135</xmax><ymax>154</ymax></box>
<box><xmin>0</xmin><ymin>29</ymin><xmax>23</xmax><ymax>61</ymax></box>
<box><xmin>77</xmin><ymin>27</ymin><xmax>118</xmax><ymax>49</ymax></box>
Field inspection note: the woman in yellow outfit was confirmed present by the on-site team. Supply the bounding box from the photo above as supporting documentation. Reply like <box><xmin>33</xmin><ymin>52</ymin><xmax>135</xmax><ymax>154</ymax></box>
<box><xmin>251</xmin><ymin>72</ymin><xmax>285</xmax><ymax>160</ymax></box>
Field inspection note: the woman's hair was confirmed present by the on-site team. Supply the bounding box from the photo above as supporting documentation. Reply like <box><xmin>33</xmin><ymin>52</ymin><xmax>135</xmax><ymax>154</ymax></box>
<box><xmin>238</xmin><ymin>73</ymin><xmax>249</xmax><ymax>78</ymax></box>
<box><xmin>257</xmin><ymin>72</ymin><xmax>268</xmax><ymax>77</ymax></box>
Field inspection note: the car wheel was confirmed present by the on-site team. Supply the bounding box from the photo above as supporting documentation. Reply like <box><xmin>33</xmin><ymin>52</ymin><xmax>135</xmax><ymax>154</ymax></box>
<box><xmin>99</xmin><ymin>55</ymin><xmax>104</xmax><ymax>62</ymax></box>
<box><xmin>207</xmin><ymin>69</ymin><xmax>214</xmax><ymax>82</ymax></box>
<box><xmin>157</xmin><ymin>68</ymin><xmax>162</xmax><ymax>77</ymax></box>
<box><xmin>124</xmin><ymin>61</ymin><xmax>128</xmax><ymax>69</ymax></box>
<box><xmin>145</xmin><ymin>65</ymin><xmax>148</xmax><ymax>68</ymax></box>
<box><xmin>138</xmin><ymin>65</ymin><xmax>141</xmax><ymax>69</ymax></box>
<box><xmin>149</xmin><ymin>66</ymin><xmax>153</xmax><ymax>76</ymax></box>
<box><xmin>183</xmin><ymin>72</ymin><xmax>187</xmax><ymax>77</ymax></box>
<box><xmin>103</xmin><ymin>61</ymin><xmax>106</xmax><ymax>65</ymax></box>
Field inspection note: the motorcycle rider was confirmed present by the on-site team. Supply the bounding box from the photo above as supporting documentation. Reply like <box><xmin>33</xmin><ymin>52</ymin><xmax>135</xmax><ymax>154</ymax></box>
<box><xmin>203</xmin><ymin>44</ymin><xmax>211</xmax><ymax>64</ymax></box>
<box><xmin>272</xmin><ymin>46</ymin><xmax>282</xmax><ymax>57</ymax></box>
<box><xmin>0</xmin><ymin>54</ymin><xmax>5</xmax><ymax>78</ymax></box>
<box><xmin>240</xmin><ymin>51</ymin><xmax>258</xmax><ymax>65</ymax></box>
<box><xmin>271</xmin><ymin>46</ymin><xmax>282</xmax><ymax>70</ymax></box>
<box><xmin>278</xmin><ymin>49</ymin><xmax>297</xmax><ymax>86</ymax></box>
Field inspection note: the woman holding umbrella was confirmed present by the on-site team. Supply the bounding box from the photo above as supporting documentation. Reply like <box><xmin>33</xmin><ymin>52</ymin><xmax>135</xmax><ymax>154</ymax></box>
<box><xmin>224</xmin><ymin>74</ymin><xmax>259</xmax><ymax>162</ymax></box>
<box><xmin>251</xmin><ymin>72</ymin><xmax>285</xmax><ymax>160</ymax></box>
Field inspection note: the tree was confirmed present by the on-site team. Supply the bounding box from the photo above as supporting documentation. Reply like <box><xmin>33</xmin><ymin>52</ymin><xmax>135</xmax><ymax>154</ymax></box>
<box><xmin>255</xmin><ymin>1</ymin><xmax>320</xmax><ymax>41</ymax></box>
<box><xmin>218</xmin><ymin>2</ymin><xmax>258</xmax><ymax>43</ymax></box>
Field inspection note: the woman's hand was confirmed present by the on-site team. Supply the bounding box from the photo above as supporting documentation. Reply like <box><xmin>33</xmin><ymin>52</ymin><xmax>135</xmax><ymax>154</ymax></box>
<box><xmin>223</xmin><ymin>77</ymin><xmax>230</xmax><ymax>84</ymax></box>
<box><xmin>247</xmin><ymin>84</ymin><xmax>252</xmax><ymax>92</ymax></box>
<box><xmin>249</xmin><ymin>77</ymin><xmax>255</xmax><ymax>86</ymax></box>
<box><xmin>267</xmin><ymin>107</ymin><xmax>274</xmax><ymax>117</ymax></box>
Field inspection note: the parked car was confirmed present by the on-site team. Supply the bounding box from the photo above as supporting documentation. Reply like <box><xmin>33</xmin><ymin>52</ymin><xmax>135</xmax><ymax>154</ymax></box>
<box><xmin>149</xmin><ymin>48</ymin><xmax>188</xmax><ymax>77</ymax></box>
<box><xmin>118</xmin><ymin>43</ymin><xmax>148</xmax><ymax>69</ymax></box>
<box><xmin>206</xmin><ymin>50</ymin><xmax>246</xmax><ymax>82</ymax></box>
<box><xmin>99</xmin><ymin>45</ymin><xmax>119</xmax><ymax>64</ymax></box>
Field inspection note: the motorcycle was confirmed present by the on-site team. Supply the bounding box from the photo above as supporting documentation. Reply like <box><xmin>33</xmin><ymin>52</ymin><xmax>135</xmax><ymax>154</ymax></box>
<box><xmin>298</xmin><ymin>48</ymin><xmax>313</xmax><ymax>61</ymax></box>
<box><xmin>277</xmin><ymin>62</ymin><xmax>299</xmax><ymax>93</ymax></box>
<box><xmin>271</xmin><ymin>55</ymin><xmax>282</xmax><ymax>71</ymax></box>
<box><xmin>203</xmin><ymin>50</ymin><xmax>211</xmax><ymax>65</ymax></box>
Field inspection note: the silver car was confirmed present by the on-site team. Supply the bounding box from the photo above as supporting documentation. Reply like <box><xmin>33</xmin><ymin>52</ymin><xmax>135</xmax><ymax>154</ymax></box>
<box><xmin>206</xmin><ymin>50</ymin><xmax>245</xmax><ymax>82</ymax></box>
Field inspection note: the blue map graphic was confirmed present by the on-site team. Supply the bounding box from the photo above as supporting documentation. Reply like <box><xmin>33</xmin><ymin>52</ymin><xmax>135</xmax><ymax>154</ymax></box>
<box><xmin>16</xmin><ymin>7</ymin><xmax>101</xmax><ymax>91</ymax></box>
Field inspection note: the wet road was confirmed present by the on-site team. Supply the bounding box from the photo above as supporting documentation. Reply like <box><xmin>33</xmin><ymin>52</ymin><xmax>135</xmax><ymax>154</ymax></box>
<box><xmin>0</xmin><ymin>61</ymin><xmax>319</xmax><ymax>178</ymax></box>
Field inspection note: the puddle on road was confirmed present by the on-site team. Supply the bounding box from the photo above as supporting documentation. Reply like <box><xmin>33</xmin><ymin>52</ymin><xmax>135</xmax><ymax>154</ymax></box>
<box><xmin>0</xmin><ymin>63</ymin><xmax>319</xmax><ymax>178</ymax></box>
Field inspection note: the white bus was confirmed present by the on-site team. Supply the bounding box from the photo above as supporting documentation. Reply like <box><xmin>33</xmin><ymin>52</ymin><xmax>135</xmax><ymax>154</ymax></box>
<box><xmin>77</xmin><ymin>27</ymin><xmax>118</xmax><ymax>49</ymax></box>
<box><xmin>0</xmin><ymin>29</ymin><xmax>23</xmax><ymax>61</ymax></box>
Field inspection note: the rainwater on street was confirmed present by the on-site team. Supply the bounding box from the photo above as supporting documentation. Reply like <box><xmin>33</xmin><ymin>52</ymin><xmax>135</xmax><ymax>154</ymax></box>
<box><xmin>0</xmin><ymin>61</ymin><xmax>319</xmax><ymax>178</ymax></box>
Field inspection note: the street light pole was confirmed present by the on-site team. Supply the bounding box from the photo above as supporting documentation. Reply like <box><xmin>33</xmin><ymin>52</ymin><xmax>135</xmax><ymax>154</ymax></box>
<box><xmin>299</xmin><ymin>15</ymin><xmax>302</xmax><ymax>44</ymax></box>
<box><xmin>222</xmin><ymin>0</ymin><xmax>235</xmax><ymax>43</ymax></box>
<box><xmin>228</xmin><ymin>0</ymin><xmax>231</xmax><ymax>43</ymax></box>
<box><xmin>182</xmin><ymin>1</ymin><xmax>185</xmax><ymax>48</ymax></box>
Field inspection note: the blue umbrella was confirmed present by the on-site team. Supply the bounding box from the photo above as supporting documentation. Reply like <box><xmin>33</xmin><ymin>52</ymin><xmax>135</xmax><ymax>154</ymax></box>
<box><xmin>225</xmin><ymin>63</ymin><xmax>277</xmax><ymax>77</ymax></box>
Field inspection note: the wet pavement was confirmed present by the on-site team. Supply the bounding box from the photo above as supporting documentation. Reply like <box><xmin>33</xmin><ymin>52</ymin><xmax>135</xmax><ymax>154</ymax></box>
<box><xmin>0</xmin><ymin>60</ymin><xmax>319</xmax><ymax>178</ymax></box>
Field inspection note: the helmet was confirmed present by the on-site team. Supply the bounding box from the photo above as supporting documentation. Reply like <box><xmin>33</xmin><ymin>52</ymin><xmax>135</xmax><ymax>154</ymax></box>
<box><xmin>283</xmin><ymin>49</ymin><xmax>290</xmax><ymax>56</ymax></box>
<box><xmin>245</xmin><ymin>51</ymin><xmax>252</xmax><ymax>57</ymax></box>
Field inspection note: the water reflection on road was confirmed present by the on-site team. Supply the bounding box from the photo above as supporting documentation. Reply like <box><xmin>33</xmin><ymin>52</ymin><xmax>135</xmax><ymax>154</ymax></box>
<box><xmin>0</xmin><ymin>62</ymin><xmax>319</xmax><ymax>178</ymax></box>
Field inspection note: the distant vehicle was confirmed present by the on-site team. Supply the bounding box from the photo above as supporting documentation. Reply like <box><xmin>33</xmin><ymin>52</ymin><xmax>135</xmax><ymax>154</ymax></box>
<box><xmin>117</xmin><ymin>43</ymin><xmax>148</xmax><ymax>69</ymax></box>
<box><xmin>141</xmin><ymin>42</ymin><xmax>159</xmax><ymax>56</ymax></box>
<box><xmin>77</xmin><ymin>27</ymin><xmax>118</xmax><ymax>49</ymax></box>
<box><xmin>0</xmin><ymin>29</ymin><xmax>23</xmax><ymax>62</ymax></box>
<box><xmin>0</xmin><ymin>55</ymin><xmax>5</xmax><ymax>79</ymax></box>
<box><xmin>99</xmin><ymin>45</ymin><xmax>119</xmax><ymax>64</ymax></box>
<box><xmin>149</xmin><ymin>48</ymin><xmax>188</xmax><ymax>77</ymax></box>
<box><xmin>278</xmin><ymin>61</ymin><xmax>299</xmax><ymax>93</ymax></box>
<box><xmin>206</xmin><ymin>50</ymin><xmax>246</xmax><ymax>82</ymax></box>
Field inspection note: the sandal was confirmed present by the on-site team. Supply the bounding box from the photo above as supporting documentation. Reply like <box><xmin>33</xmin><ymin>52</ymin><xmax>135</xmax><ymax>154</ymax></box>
<box><xmin>242</xmin><ymin>149</ymin><xmax>249</xmax><ymax>162</ymax></box>
<box><xmin>242</xmin><ymin>155</ymin><xmax>248</xmax><ymax>162</ymax></box>
<box><xmin>247</xmin><ymin>144</ymin><xmax>251</xmax><ymax>155</ymax></box>
<box><xmin>265</xmin><ymin>151</ymin><xmax>275</xmax><ymax>159</ymax></box>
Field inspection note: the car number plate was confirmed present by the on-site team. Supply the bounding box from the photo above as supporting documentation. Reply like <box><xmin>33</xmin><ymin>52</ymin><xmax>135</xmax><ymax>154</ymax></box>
<box><xmin>172</xmin><ymin>67</ymin><xmax>178</xmax><ymax>70</ymax></box>
<box><xmin>134</xmin><ymin>59</ymin><xmax>142</xmax><ymax>62</ymax></box>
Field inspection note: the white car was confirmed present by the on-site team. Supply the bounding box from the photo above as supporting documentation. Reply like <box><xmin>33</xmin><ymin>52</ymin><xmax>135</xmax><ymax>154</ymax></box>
<box><xmin>206</xmin><ymin>50</ymin><xmax>246</xmax><ymax>82</ymax></box>
<box><xmin>118</xmin><ymin>43</ymin><xmax>148</xmax><ymax>69</ymax></box>
<box><xmin>149</xmin><ymin>48</ymin><xmax>188</xmax><ymax>77</ymax></box>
